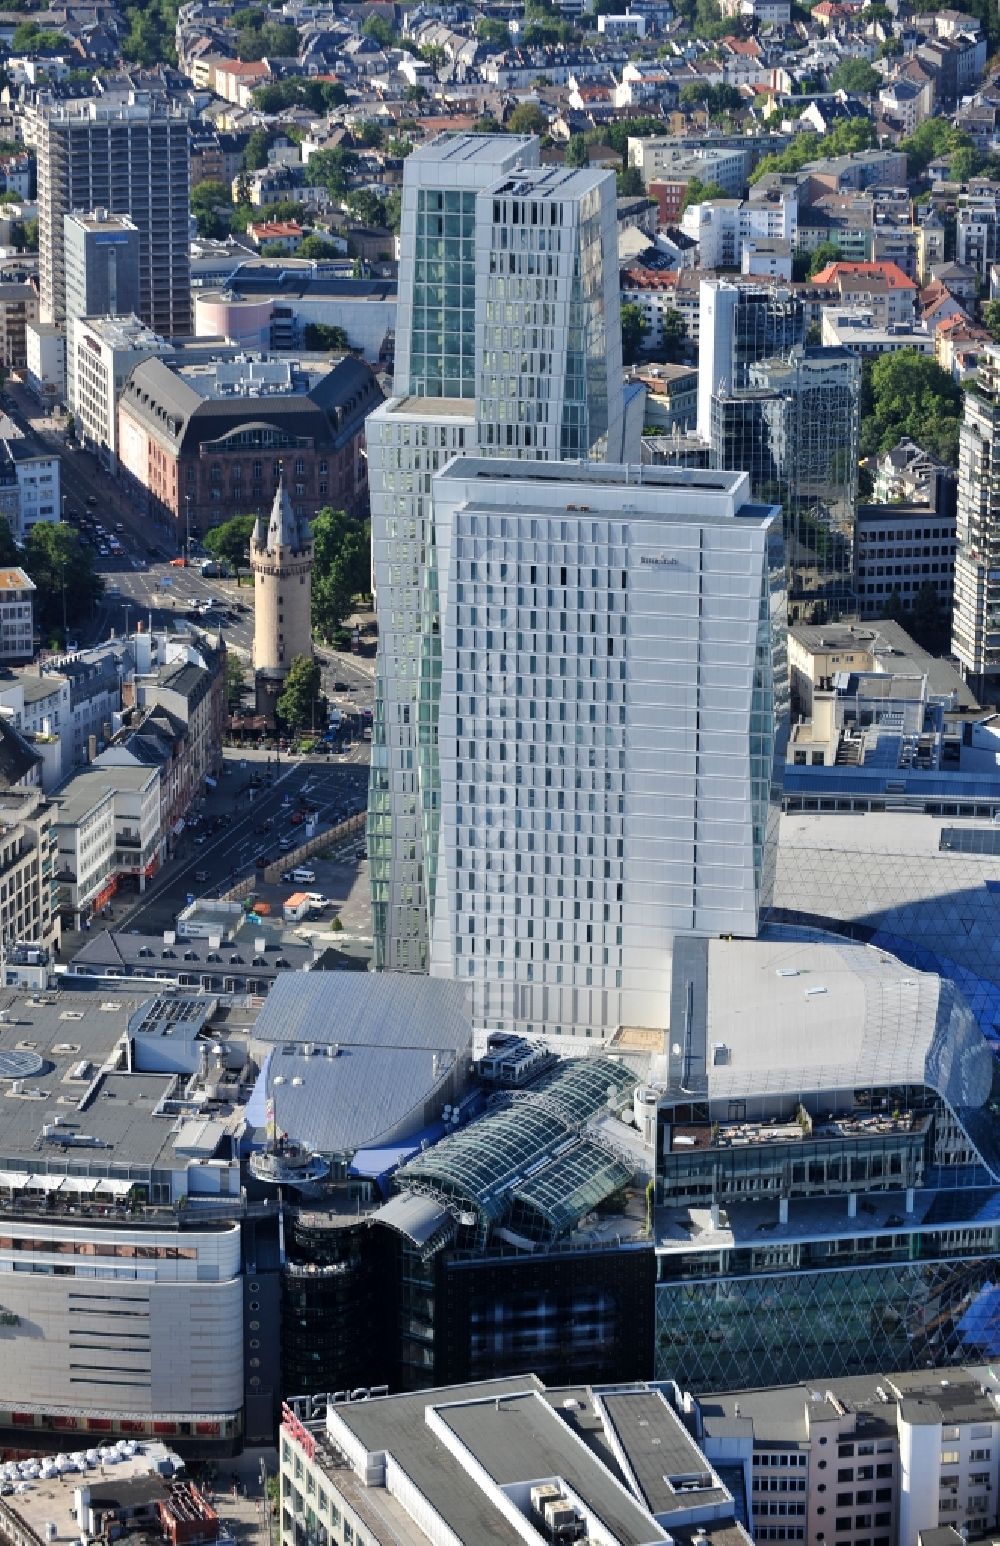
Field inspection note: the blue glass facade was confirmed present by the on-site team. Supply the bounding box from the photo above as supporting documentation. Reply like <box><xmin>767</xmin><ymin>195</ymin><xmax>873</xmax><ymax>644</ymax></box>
<box><xmin>655</xmin><ymin>1252</ymin><xmax>1000</xmax><ymax>1392</ymax></box>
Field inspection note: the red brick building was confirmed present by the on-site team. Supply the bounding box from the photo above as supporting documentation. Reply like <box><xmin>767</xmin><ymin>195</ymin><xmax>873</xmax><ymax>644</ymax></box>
<box><xmin>117</xmin><ymin>353</ymin><xmax>382</xmax><ymax>540</ymax></box>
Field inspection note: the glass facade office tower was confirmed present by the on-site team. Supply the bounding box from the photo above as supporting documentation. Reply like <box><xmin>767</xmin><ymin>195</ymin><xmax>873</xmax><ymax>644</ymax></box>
<box><xmin>368</xmin><ymin>135</ymin><xmax>633</xmax><ymax>974</ymax></box>
<box><xmin>426</xmin><ymin>461</ymin><xmax>788</xmax><ymax>1037</ymax></box>
<box><xmin>953</xmin><ymin>343</ymin><xmax>1000</xmax><ymax>695</ymax></box>
<box><xmin>697</xmin><ymin>279</ymin><xmax>805</xmax><ymax>442</ymax></box>
<box><xmin>710</xmin><ymin>346</ymin><xmax>861</xmax><ymax>621</ymax></box>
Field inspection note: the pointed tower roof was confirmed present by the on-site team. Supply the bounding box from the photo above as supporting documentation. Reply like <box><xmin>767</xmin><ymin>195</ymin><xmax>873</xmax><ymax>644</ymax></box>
<box><xmin>252</xmin><ymin>508</ymin><xmax>267</xmax><ymax>549</ymax></box>
<box><xmin>266</xmin><ymin>472</ymin><xmax>302</xmax><ymax>554</ymax></box>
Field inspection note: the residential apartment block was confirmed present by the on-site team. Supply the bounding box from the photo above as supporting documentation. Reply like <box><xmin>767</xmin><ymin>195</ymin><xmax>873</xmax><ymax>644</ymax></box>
<box><xmin>0</xmin><ymin>785</ymin><xmax>59</xmax><ymax>953</ymax></box>
<box><xmin>0</xmin><ymin>566</ymin><xmax>35</xmax><ymax>662</ymax></box>
<box><xmin>697</xmin><ymin>1366</ymin><xmax>1000</xmax><ymax>1546</ymax></box>
<box><xmin>30</xmin><ymin>92</ymin><xmax>191</xmax><ymax>335</ymax></box>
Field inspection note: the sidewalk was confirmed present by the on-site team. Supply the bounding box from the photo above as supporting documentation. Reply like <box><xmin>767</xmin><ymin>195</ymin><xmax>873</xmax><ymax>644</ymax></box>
<box><xmin>192</xmin><ymin>1446</ymin><xmax>279</xmax><ymax>1546</ymax></box>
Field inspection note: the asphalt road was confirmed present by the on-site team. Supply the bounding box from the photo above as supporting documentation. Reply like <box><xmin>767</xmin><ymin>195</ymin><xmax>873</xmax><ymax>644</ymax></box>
<box><xmin>59</xmin><ymin>750</ymin><xmax>372</xmax><ymax>958</ymax></box>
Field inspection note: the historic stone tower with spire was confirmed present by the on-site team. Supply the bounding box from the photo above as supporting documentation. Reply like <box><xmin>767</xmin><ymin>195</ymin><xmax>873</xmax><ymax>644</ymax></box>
<box><xmin>251</xmin><ymin>472</ymin><xmax>314</xmax><ymax>721</ymax></box>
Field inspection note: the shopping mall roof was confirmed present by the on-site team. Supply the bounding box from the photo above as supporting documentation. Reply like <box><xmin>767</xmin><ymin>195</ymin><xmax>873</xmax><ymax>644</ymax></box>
<box><xmin>247</xmin><ymin>974</ymin><xmax>475</xmax><ymax>1159</ymax></box>
<box><xmin>396</xmin><ymin>1057</ymin><xmax>638</xmax><ymax>1240</ymax></box>
<box><xmin>668</xmin><ymin>934</ymin><xmax>994</xmax><ymax>1135</ymax></box>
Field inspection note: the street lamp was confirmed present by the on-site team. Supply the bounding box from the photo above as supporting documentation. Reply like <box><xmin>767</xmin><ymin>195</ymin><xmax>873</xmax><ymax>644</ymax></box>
<box><xmin>184</xmin><ymin>494</ymin><xmax>191</xmax><ymax>563</ymax></box>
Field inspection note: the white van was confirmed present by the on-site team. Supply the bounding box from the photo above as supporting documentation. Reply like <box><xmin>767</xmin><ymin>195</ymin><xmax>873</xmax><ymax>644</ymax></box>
<box><xmin>291</xmin><ymin>867</ymin><xmax>316</xmax><ymax>883</ymax></box>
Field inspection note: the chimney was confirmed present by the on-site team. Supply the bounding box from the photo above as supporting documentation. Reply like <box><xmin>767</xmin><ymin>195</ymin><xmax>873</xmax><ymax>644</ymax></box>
<box><xmin>87</xmin><ymin>733</ymin><xmax>97</xmax><ymax>763</ymax></box>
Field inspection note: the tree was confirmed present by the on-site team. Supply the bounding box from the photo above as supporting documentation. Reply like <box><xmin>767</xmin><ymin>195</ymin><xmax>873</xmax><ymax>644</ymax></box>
<box><xmin>303</xmin><ymin>322</ymin><xmax>349</xmax><ymax>351</ymax></box>
<box><xmin>808</xmin><ymin>240</ymin><xmax>843</xmax><ymax>276</ymax></box>
<box><xmin>277</xmin><ymin>655</ymin><xmax>324</xmax><ymax>732</ymax></box>
<box><xmin>191</xmin><ymin>180</ymin><xmax>233</xmax><ymax>240</ymax></box>
<box><xmin>386</xmin><ymin>189</ymin><xmax>402</xmax><ymax>234</ymax></box>
<box><xmin>225</xmin><ymin>652</ymin><xmax>246</xmax><ymax>710</ymax></box>
<box><xmin>234</xmin><ymin>19</ymin><xmax>297</xmax><ymax>59</ymax></box>
<box><xmin>345</xmin><ymin>188</ymin><xmax>388</xmax><ymax>227</ymax></box>
<box><xmin>404</xmin><ymin>83</ymin><xmax>427</xmax><ymax>102</ymax></box>
<box><xmin>23</xmin><ymin>522</ymin><xmax>102</xmax><ymax>633</ymax></box>
<box><xmin>296</xmin><ymin>234</ymin><xmax>341</xmax><ymax>260</ymax></box>
<box><xmin>243</xmin><ymin>129</ymin><xmax>274</xmax><ymax>172</ymax></box>
<box><xmin>680</xmin><ymin>176</ymin><xmax>727</xmax><ymax>212</ymax></box>
<box><xmin>983</xmin><ymin>300</ymin><xmax>1000</xmax><ymax>342</ymax></box>
<box><xmin>950</xmin><ymin>145</ymin><xmax>981</xmax><ymax>184</ymax></box>
<box><xmin>860</xmin><ymin>350</ymin><xmax>963</xmax><ymax>465</ymax></box>
<box><xmin>203</xmin><ymin>513</ymin><xmax>256</xmax><ymax>579</ymax></box>
<box><xmin>474</xmin><ymin>114</ymin><xmax>502</xmax><ymax>134</ymax></box>
<box><xmin>353</xmin><ymin>119</ymin><xmax>385</xmax><ymax>149</ymax></box>
<box><xmin>0</xmin><ymin>515</ymin><xmax>18</xmax><ymax>568</ymax></box>
<box><xmin>564</xmin><ymin>135</ymin><xmax>590</xmax><ymax>168</ymax></box>
<box><xmin>661</xmin><ymin>308</ymin><xmax>687</xmax><ymax>359</ymax></box>
<box><xmin>621</xmin><ymin>302</ymin><xmax>647</xmax><ymax>364</ymax></box>
<box><xmin>311</xmin><ymin>508</ymin><xmax>370</xmax><ymax>639</ymax></box>
<box><xmin>362</xmin><ymin>13</ymin><xmax>395</xmax><ymax>46</ymax></box>
<box><xmin>617</xmin><ymin>165</ymin><xmax>645</xmax><ymax>197</ymax></box>
<box><xmin>12</xmin><ymin>21</ymin><xmax>66</xmax><ymax>52</ymax></box>
<box><xmin>308</xmin><ymin>148</ymin><xmax>358</xmax><ymax>199</ymax></box>
<box><xmin>900</xmin><ymin>118</ymin><xmax>972</xmax><ymax>178</ymax></box>
<box><xmin>827</xmin><ymin>57</ymin><xmax>880</xmax><ymax>94</ymax></box>
<box><xmin>750</xmin><ymin>118</ymin><xmax>876</xmax><ymax>183</ymax></box>
<box><xmin>476</xmin><ymin>17</ymin><xmax>510</xmax><ymax>45</ymax></box>
<box><xmin>507</xmin><ymin>102</ymin><xmax>548</xmax><ymax>136</ymax></box>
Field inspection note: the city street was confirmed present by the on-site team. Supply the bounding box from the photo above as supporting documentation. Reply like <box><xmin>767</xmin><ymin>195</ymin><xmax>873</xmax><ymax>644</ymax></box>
<box><xmin>55</xmin><ymin>748</ymin><xmax>372</xmax><ymax>959</ymax></box>
<box><xmin>3</xmin><ymin>379</ymin><xmax>375</xmax><ymax>715</ymax></box>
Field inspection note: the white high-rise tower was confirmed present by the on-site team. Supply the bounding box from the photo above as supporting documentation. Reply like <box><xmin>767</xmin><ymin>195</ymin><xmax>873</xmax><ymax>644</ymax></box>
<box><xmin>367</xmin><ymin>134</ymin><xmax>641</xmax><ymax>973</ymax></box>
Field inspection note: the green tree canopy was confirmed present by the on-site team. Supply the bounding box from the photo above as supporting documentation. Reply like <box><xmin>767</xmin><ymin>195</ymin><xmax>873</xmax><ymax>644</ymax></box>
<box><xmin>233</xmin><ymin>19</ymin><xmax>297</xmax><ymax>59</ymax></box>
<box><xmin>296</xmin><ymin>234</ymin><xmax>341</xmax><ymax>260</ymax></box>
<box><xmin>983</xmin><ymin>300</ymin><xmax>1000</xmax><ymax>342</ymax></box>
<box><xmin>303</xmin><ymin>322</ymin><xmax>349</xmax><ymax>351</ymax></box>
<box><xmin>242</xmin><ymin>128</ymin><xmax>275</xmax><ymax>172</ymax></box>
<box><xmin>12</xmin><ymin>21</ymin><xmax>67</xmax><ymax>52</ymax></box>
<box><xmin>564</xmin><ymin>134</ymin><xmax>590</xmax><ymax>168</ymax></box>
<box><xmin>276</xmin><ymin>655</ymin><xmax>325</xmax><ymax>731</ymax></box>
<box><xmin>899</xmin><ymin>118</ymin><xmax>972</xmax><ymax>177</ymax></box>
<box><xmin>680</xmin><ymin>176</ymin><xmax>728</xmax><ymax>211</ymax></box>
<box><xmin>827</xmin><ymin>57</ymin><xmax>880</xmax><ymax>94</ymax></box>
<box><xmin>750</xmin><ymin>117</ymin><xmax>876</xmax><ymax>182</ymax></box>
<box><xmin>860</xmin><ymin>350</ymin><xmax>964</xmax><ymax>465</ymax></box>
<box><xmin>24</xmin><ymin>522</ymin><xmax>102</xmax><ymax>634</ymax></box>
<box><xmin>362</xmin><ymin>13</ymin><xmax>395</xmax><ymax>46</ymax></box>
<box><xmin>225</xmin><ymin>652</ymin><xmax>246</xmax><ymax>710</ymax></box>
<box><xmin>311</xmin><ymin>508</ymin><xmax>370</xmax><ymax>639</ymax></box>
<box><xmin>345</xmin><ymin>188</ymin><xmax>388</xmax><ymax>227</ymax></box>
<box><xmin>613</xmin><ymin>165</ymin><xmax>642</xmax><ymax>196</ymax></box>
<box><xmin>507</xmin><ymin>101</ymin><xmax>548</xmax><ymax>136</ymax></box>
<box><xmin>476</xmin><ymin>17</ymin><xmax>510</xmax><ymax>45</ymax></box>
<box><xmin>808</xmin><ymin>239</ymin><xmax>843</xmax><ymax>276</ymax></box>
<box><xmin>253</xmin><ymin>78</ymin><xmax>345</xmax><ymax>113</ymax></box>
<box><xmin>621</xmin><ymin>302</ymin><xmax>647</xmax><ymax>365</ymax></box>
<box><xmin>203</xmin><ymin>513</ymin><xmax>256</xmax><ymax>578</ymax></box>
<box><xmin>308</xmin><ymin>147</ymin><xmax>359</xmax><ymax>198</ymax></box>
